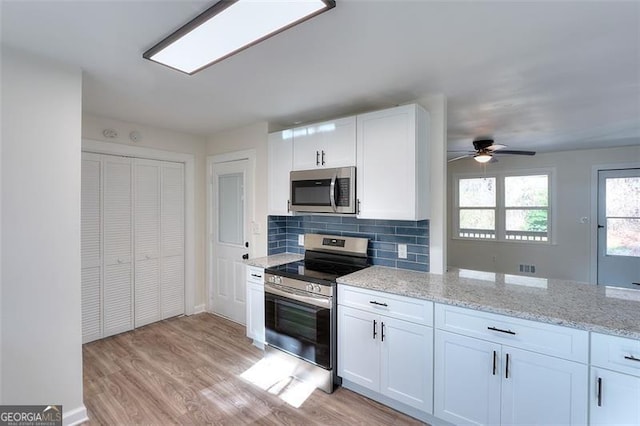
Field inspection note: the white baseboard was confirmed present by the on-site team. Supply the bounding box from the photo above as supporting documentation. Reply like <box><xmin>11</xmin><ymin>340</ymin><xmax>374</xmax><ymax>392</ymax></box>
<box><xmin>193</xmin><ymin>304</ymin><xmax>206</xmax><ymax>314</ymax></box>
<box><xmin>63</xmin><ymin>405</ymin><xmax>88</xmax><ymax>426</ymax></box>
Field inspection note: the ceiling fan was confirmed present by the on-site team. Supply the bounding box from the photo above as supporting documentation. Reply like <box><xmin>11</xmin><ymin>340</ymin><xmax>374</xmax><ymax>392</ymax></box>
<box><xmin>448</xmin><ymin>139</ymin><xmax>536</xmax><ymax>163</ymax></box>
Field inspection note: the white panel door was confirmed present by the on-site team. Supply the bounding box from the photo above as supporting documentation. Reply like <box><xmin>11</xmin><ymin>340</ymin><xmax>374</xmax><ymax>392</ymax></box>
<box><xmin>380</xmin><ymin>317</ymin><xmax>433</xmax><ymax>413</ymax></box>
<box><xmin>134</xmin><ymin>159</ymin><xmax>161</xmax><ymax>327</ymax></box>
<box><xmin>597</xmin><ymin>168</ymin><xmax>640</xmax><ymax>288</ymax></box>
<box><xmin>103</xmin><ymin>156</ymin><xmax>133</xmax><ymax>337</ymax></box>
<box><xmin>590</xmin><ymin>367</ymin><xmax>640</xmax><ymax>425</ymax></box>
<box><xmin>211</xmin><ymin>159</ymin><xmax>248</xmax><ymax>324</ymax></box>
<box><xmin>434</xmin><ymin>330</ymin><xmax>502</xmax><ymax>426</ymax></box>
<box><xmin>161</xmin><ymin>162</ymin><xmax>185</xmax><ymax>319</ymax></box>
<box><xmin>267</xmin><ymin>131</ymin><xmax>293</xmax><ymax>215</ymax></box>
<box><xmin>501</xmin><ymin>346</ymin><xmax>588</xmax><ymax>426</ymax></box>
<box><xmin>337</xmin><ymin>306</ymin><xmax>381</xmax><ymax>391</ymax></box>
<box><xmin>81</xmin><ymin>153</ymin><xmax>102</xmax><ymax>343</ymax></box>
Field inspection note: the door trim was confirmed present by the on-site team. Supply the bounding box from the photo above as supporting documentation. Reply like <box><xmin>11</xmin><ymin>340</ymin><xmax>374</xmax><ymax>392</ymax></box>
<box><xmin>82</xmin><ymin>138</ymin><xmax>196</xmax><ymax>315</ymax></box>
<box><xmin>207</xmin><ymin>150</ymin><xmax>256</xmax><ymax>313</ymax></box>
<box><xmin>590</xmin><ymin>161</ymin><xmax>640</xmax><ymax>284</ymax></box>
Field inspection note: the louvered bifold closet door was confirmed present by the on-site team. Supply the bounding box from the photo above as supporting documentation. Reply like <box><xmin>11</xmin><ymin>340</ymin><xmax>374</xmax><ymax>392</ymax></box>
<box><xmin>81</xmin><ymin>153</ymin><xmax>103</xmax><ymax>343</ymax></box>
<box><xmin>103</xmin><ymin>156</ymin><xmax>134</xmax><ymax>337</ymax></box>
<box><xmin>134</xmin><ymin>159</ymin><xmax>161</xmax><ymax>327</ymax></box>
<box><xmin>161</xmin><ymin>162</ymin><xmax>185</xmax><ymax>319</ymax></box>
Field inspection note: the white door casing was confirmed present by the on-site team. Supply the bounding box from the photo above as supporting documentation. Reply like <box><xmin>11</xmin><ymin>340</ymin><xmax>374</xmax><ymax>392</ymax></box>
<box><xmin>208</xmin><ymin>151</ymin><xmax>255</xmax><ymax>324</ymax></box>
<box><xmin>597</xmin><ymin>168</ymin><xmax>640</xmax><ymax>288</ymax></box>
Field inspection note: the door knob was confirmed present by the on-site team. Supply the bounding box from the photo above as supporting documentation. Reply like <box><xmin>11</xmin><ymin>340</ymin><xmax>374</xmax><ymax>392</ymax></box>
<box><xmin>245</xmin><ymin>241</ymin><xmax>249</xmax><ymax>248</ymax></box>
<box><xmin>242</xmin><ymin>253</ymin><xmax>249</xmax><ymax>260</ymax></box>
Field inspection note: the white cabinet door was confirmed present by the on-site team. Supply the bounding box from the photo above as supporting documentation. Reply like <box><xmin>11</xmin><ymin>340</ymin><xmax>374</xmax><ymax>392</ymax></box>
<box><xmin>590</xmin><ymin>367</ymin><xmax>640</xmax><ymax>425</ymax></box>
<box><xmin>292</xmin><ymin>116</ymin><xmax>356</xmax><ymax>170</ymax></box>
<box><xmin>134</xmin><ymin>160</ymin><xmax>161</xmax><ymax>328</ymax></box>
<box><xmin>161</xmin><ymin>162</ymin><xmax>185</xmax><ymax>319</ymax></box>
<box><xmin>380</xmin><ymin>317</ymin><xmax>433</xmax><ymax>413</ymax></box>
<box><xmin>356</xmin><ymin>104</ymin><xmax>429</xmax><ymax>220</ymax></box>
<box><xmin>81</xmin><ymin>153</ymin><xmax>102</xmax><ymax>343</ymax></box>
<box><xmin>267</xmin><ymin>131</ymin><xmax>293</xmax><ymax>215</ymax></box>
<box><xmin>501</xmin><ymin>347</ymin><xmax>588</xmax><ymax>426</ymax></box>
<box><xmin>434</xmin><ymin>330</ymin><xmax>501</xmax><ymax>426</ymax></box>
<box><xmin>246</xmin><ymin>282</ymin><xmax>265</xmax><ymax>345</ymax></box>
<box><xmin>338</xmin><ymin>305</ymin><xmax>381</xmax><ymax>390</ymax></box>
<box><xmin>102</xmin><ymin>156</ymin><xmax>134</xmax><ymax>337</ymax></box>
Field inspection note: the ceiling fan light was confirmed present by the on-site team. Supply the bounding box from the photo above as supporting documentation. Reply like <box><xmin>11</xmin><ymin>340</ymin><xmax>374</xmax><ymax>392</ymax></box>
<box><xmin>474</xmin><ymin>152</ymin><xmax>492</xmax><ymax>163</ymax></box>
<box><xmin>143</xmin><ymin>0</ymin><xmax>336</xmax><ymax>75</ymax></box>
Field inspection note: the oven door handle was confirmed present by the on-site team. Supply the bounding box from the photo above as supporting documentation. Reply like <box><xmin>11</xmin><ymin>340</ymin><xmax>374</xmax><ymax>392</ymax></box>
<box><xmin>265</xmin><ymin>283</ymin><xmax>332</xmax><ymax>309</ymax></box>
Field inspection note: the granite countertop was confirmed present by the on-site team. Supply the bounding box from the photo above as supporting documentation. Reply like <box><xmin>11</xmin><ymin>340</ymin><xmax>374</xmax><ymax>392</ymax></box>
<box><xmin>244</xmin><ymin>253</ymin><xmax>303</xmax><ymax>269</ymax></box>
<box><xmin>337</xmin><ymin>266</ymin><xmax>640</xmax><ymax>340</ymax></box>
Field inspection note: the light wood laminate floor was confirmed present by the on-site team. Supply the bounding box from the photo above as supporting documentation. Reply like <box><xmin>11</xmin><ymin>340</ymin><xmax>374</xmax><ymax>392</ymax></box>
<box><xmin>83</xmin><ymin>313</ymin><xmax>426</xmax><ymax>425</ymax></box>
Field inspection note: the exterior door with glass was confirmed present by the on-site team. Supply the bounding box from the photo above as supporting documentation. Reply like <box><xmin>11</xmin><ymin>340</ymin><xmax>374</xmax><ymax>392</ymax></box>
<box><xmin>597</xmin><ymin>168</ymin><xmax>640</xmax><ymax>288</ymax></box>
<box><xmin>211</xmin><ymin>159</ymin><xmax>249</xmax><ymax>324</ymax></box>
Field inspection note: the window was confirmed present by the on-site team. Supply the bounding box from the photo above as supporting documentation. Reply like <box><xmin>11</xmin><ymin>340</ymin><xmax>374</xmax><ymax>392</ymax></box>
<box><xmin>455</xmin><ymin>172</ymin><xmax>552</xmax><ymax>243</ymax></box>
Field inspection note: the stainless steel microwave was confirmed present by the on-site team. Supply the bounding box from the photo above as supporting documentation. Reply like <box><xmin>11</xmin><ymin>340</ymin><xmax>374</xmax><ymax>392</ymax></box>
<box><xmin>290</xmin><ymin>167</ymin><xmax>356</xmax><ymax>214</ymax></box>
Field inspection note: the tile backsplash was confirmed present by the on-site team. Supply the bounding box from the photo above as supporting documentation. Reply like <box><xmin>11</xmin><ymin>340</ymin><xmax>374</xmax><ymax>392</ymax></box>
<box><xmin>268</xmin><ymin>215</ymin><xmax>429</xmax><ymax>272</ymax></box>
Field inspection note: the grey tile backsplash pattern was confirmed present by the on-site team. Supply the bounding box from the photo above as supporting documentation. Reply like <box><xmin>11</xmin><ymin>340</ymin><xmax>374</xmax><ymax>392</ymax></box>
<box><xmin>268</xmin><ymin>215</ymin><xmax>429</xmax><ymax>272</ymax></box>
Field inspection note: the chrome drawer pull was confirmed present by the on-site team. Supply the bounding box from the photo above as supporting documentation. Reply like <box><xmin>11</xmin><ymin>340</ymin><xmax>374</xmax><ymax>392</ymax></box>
<box><xmin>624</xmin><ymin>355</ymin><xmax>640</xmax><ymax>362</ymax></box>
<box><xmin>488</xmin><ymin>326</ymin><xmax>516</xmax><ymax>335</ymax></box>
<box><xmin>369</xmin><ymin>300</ymin><xmax>388</xmax><ymax>307</ymax></box>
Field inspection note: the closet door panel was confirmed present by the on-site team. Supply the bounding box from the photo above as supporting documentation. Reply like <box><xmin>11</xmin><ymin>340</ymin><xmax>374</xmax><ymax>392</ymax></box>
<box><xmin>134</xmin><ymin>160</ymin><xmax>161</xmax><ymax>327</ymax></box>
<box><xmin>161</xmin><ymin>163</ymin><xmax>185</xmax><ymax>319</ymax></box>
<box><xmin>81</xmin><ymin>153</ymin><xmax>102</xmax><ymax>343</ymax></box>
<box><xmin>103</xmin><ymin>156</ymin><xmax>133</xmax><ymax>337</ymax></box>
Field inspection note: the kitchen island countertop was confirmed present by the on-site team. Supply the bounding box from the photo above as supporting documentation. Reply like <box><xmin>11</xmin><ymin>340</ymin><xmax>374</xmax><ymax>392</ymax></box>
<box><xmin>337</xmin><ymin>266</ymin><xmax>640</xmax><ymax>340</ymax></box>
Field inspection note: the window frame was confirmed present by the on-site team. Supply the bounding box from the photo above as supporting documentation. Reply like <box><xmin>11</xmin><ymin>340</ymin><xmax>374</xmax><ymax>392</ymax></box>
<box><xmin>453</xmin><ymin>168</ymin><xmax>556</xmax><ymax>244</ymax></box>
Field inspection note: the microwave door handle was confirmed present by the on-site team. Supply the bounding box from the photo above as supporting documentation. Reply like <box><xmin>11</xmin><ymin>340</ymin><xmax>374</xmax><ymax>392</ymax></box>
<box><xmin>330</xmin><ymin>174</ymin><xmax>337</xmax><ymax>212</ymax></box>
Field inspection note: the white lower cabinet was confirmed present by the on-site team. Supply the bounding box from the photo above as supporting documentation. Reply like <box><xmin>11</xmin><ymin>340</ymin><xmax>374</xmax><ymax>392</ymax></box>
<box><xmin>590</xmin><ymin>332</ymin><xmax>640</xmax><ymax>425</ymax></box>
<box><xmin>245</xmin><ymin>266</ymin><xmax>265</xmax><ymax>347</ymax></box>
<box><xmin>338</xmin><ymin>286</ymin><xmax>433</xmax><ymax>415</ymax></box>
<box><xmin>434</xmin><ymin>304</ymin><xmax>588</xmax><ymax>426</ymax></box>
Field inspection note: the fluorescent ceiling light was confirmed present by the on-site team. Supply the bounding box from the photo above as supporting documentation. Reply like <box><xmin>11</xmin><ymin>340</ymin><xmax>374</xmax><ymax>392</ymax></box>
<box><xmin>143</xmin><ymin>0</ymin><xmax>336</xmax><ymax>75</ymax></box>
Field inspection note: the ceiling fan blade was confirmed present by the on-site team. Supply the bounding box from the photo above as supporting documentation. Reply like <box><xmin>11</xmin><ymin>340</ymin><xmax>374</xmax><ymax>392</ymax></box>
<box><xmin>494</xmin><ymin>150</ymin><xmax>536</xmax><ymax>156</ymax></box>
<box><xmin>486</xmin><ymin>144</ymin><xmax>507</xmax><ymax>151</ymax></box>
<box><xmin>448</xmin><ymin>155</ymin><xmax>472</xmax><ymax>162</ymax></box>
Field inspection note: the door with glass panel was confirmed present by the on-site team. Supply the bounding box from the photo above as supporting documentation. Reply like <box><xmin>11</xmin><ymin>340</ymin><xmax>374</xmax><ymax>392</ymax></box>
<box><xmin>597</xmin><ymin>169</ymin><xmax>640</xmax><ymax>288</ymax></box>
<box><xmin>211</xmin><ymin>159</ymin><xmax>249</xmax><ymax>324</ymax></box>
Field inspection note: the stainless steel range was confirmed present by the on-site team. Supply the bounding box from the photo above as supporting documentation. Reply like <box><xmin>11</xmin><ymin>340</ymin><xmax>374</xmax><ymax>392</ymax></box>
<box><xmin>264</xmin><ymin>234</ymin><xmax>369</xmax><ymax>393</ymax></box>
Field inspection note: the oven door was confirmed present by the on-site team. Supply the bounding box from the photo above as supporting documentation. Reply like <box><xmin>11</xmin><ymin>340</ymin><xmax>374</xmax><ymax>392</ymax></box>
<box><xmin>265</xmin><ymin>283</ymin><xmax>333</xmax><ymax>369</ymax></box>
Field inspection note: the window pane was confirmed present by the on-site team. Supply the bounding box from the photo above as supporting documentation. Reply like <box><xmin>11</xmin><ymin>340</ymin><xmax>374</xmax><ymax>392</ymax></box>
<box><xmin>506</xmin><ymin>209</ymin><xmax>548</xmax><ymax>232</ymax></box>
<box><xmin>459</xmin><ymin>178</ymin><xmax>496</xmax><ymax>207</ymax></box>
<box><xmin>606</xmin><ymin>177</ymin><xmax>640</xmax><ymax>217</ymax></box>
<box><xmin>460</xmin><ymin>209</ymin><xmax>495</xmax><ymax>230</ymax></box>
<box><xmin>606</xmin><ymin>218</ymin><xmax>640</xmax><ymax>257</ymax></box>
<box><xmin>505</xmin><ymin>175</ymin><xmax>548</xmax><ymax>207</ymax></box>
<box><xmin>218</xmin><ymin>173</ymin><xmax>243</xmax><ymax>245</ymax></box>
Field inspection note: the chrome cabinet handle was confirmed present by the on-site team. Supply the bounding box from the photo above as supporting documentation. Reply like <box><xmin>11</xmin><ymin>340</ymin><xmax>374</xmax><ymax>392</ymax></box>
<box><xmin>321</xmin><ymin>150</ymin><xmax>326</xmax><ymax>165</ymax></box>
<box><xmin>381</xmin><ymin>322</ymin><xmax>386</xmax><ymax>342</ymax></box>
<box><xmin>316</xmin><ymin>151</ymin><xmax>320</xmax><ymax>166</ymax></box>
<box><xmin>624</xmin><ymin>355</ymin><xmax>640</xmax><ymax>362</ymax></box>
<box><xmin>488</xmin><ymin>326</ymin><xmax>516</xmax><ymax>335</ymax></box>
<box><xmin>492</xmin><ymin>350</ymin><xmax>497</xmax><ymax>375</ymax></box>
<box><xmin>369</xmin><ymin>300</ymin><xmax>388</xmax><ymax>307</ymax></box>
<box><xmin>597</xmin><ymin>377</ymin><xmax>602</xmax><ymax>407</ymax></box>
<box><xmin>287</xmin><ymin>200</ymin><xmax>290</xmax><ymax>212</ymax></box>
<box><xmin>373</xmin><ymin>320</ymin><xmax>377</xmax><ymax>339</ymax></box>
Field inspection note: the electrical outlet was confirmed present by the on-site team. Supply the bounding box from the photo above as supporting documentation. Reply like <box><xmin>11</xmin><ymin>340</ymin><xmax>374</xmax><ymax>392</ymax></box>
<box><xmin>298</xmin><ymin>234</ymin><xmax>305</xmax><ymax>246</ymax></box>
<box><xmin>398</xmin><ymin>244</ymin><xmax>407</xmax><ymax>259</ymax></box>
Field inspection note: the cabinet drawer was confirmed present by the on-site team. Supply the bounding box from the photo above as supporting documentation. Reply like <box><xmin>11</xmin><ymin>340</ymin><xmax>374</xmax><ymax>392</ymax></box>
<box><xmin>246</xmin><ymin>266</ymin><xmax>264</xmax><ymax>285</ymax></box>
<box><xmin>591</xmin><ymin>332</ymin><xmax>640</xmax><ymax>376</ymax></box>
<box><xmin>338</xmin><ymin>285</ymin><xmax>433</xmax><ymax>326</ymax></box>
<box><xmin>435</xmin><ymin>304</ymin><xmax>588</xmax><ymax>363</ymax></box>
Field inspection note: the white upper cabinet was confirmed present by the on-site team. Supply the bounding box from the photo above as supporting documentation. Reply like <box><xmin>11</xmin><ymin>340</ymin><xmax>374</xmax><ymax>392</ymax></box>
<box><xmin>292</xmin><ymin>116</ymin><xmax>356</xmax><ymax>170</ymax></box>
<box><xmin>356</xmin><ymin>104</ymin><xmax>429</xmax><ymax>220</ymax></box>
<box><xmin>267</xmin><ymin>130</ymin><xmax>293</xmax><ymax>216</ymax></box>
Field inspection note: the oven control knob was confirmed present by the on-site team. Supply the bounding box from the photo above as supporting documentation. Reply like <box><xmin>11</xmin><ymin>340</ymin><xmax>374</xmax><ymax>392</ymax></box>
<box><xmin>313</xmin><ymin>284</ymin><xmax>322</xmax><ymax>293</ymax></box>
<box><xmin>306</xmin><ymin>283</ymin><xmax>313</xmax><ymax>292</ymax></box>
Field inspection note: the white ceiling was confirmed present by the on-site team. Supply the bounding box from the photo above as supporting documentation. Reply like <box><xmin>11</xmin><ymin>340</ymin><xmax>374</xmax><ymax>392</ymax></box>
<box><xmin>2</xmin><ymin>0</ymin><xmax>639</xmax><ymax>154</ymax></box>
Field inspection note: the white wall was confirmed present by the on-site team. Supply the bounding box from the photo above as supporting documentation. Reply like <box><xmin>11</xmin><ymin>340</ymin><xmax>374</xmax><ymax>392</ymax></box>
<box><xmin>81</xmin><ymin>115</ymin><xmax>208</xmax><ymax>307</ymax></box>
<box><xmin>448</xmin><ymin>144</ymin><xmax>640</xmax><ymax>282</ymax></box>
<box><xmin>1</xmin><ymin>47</ymin><xmax>85</xmax><ymax>422</ymax></box>
<box><xmin>207</xmin><ymin>122</ymin><xmax>269</xmax><ymax>258</ymax></box>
